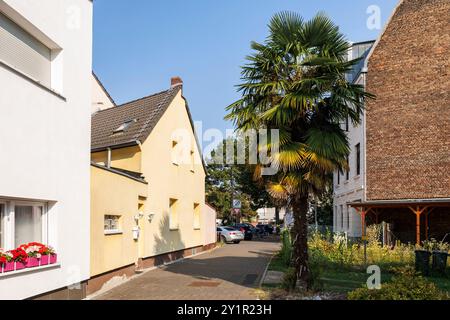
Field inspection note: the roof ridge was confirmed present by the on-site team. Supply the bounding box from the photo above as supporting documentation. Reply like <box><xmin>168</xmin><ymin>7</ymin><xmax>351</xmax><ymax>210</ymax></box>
<box><xmin>93</xmin><ymin>88</ymin><xmax>171</xmax><ymax>115</ymax></box>
<box><xmin>117</xmin><ymin>88</ymin><xmax>172</xmax><ymax>107</ymax></box>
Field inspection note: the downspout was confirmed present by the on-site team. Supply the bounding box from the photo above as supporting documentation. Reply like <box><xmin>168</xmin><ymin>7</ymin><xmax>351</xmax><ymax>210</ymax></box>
<box><xmin>107</xmin><ymin>147</ymin><xmax>112</xmax><ymax>168</ymax></box>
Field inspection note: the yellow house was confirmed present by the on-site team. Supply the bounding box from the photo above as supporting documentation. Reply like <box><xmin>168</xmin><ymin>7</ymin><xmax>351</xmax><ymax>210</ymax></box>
<box><xmin>88</xmin><ymin>76</ymin><xmax>215</xmax><ymax>295</ymax></box>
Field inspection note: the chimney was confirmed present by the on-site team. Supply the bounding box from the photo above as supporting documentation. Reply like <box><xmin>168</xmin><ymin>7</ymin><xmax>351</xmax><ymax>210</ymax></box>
<box><xmin>171</xmin><ymin>76</ymin><xmax>183</xmax><ymax>88</ymax></box>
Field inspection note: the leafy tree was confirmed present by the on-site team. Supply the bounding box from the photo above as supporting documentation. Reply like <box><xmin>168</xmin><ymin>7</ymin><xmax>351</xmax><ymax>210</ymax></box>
<box><xmin>225</xmin><ymin>12</ymin><xmax>373</xmax><ymax>289</ymax></box>
<box><xmin>205</xmin><ymin>139</ymin><xmax>257</xmax><ymax>223</ymax></box>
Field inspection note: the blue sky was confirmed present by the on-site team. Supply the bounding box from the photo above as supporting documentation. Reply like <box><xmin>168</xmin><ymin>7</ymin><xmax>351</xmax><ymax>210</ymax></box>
<box><xmin>93</xmin><ymin>0</ymin><xmax>398</xmax><ymax>134</ymax></box>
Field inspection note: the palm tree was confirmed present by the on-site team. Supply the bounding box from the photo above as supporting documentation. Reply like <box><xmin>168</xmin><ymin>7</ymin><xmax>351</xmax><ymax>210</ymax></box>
<box><xmin>225</xmin><ymin>12</ymin><xmax>374</xmax><ymax>289</ymax></box>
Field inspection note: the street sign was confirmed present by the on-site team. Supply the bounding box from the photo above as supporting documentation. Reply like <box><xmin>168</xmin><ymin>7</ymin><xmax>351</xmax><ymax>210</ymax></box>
<box><xmin>232</xmin><ymin>208</ymin><xmax>241</xmax><ymax>216</ymax></box>
<box><xmin>232</xmin><ymin>199</ymin><xmax>242</xmax><ymax>209</ymax></box>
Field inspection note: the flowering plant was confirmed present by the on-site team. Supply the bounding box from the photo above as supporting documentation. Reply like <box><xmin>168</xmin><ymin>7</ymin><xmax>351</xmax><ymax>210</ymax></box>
<box><xmin>20</xmin><ymin>242</ymin><xmax>55</xmax><ymax>257</ymax></box>
<box><xmin>9</xmin><ymin>247</ymin><xmax>28</xmax><ymax>262</ymax></box>
<box><xmin>0</xmin><ymin>249</ymin><xmax>13</xmax><ymax>264</ymax></box>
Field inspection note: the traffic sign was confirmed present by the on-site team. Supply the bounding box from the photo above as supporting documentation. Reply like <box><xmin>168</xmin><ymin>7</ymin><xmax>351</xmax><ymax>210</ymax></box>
<box><xmin>232</xmin><ymin>199</ymin><xmax>242</xmax><ymax>209</ymax></box>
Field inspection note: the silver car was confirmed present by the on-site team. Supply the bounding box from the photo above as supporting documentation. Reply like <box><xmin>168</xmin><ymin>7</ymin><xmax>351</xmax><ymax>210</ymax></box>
<box><xmin>217</xmin><ymin>227</ymin><xmax>244</xmax><ymax>244</ymax></box>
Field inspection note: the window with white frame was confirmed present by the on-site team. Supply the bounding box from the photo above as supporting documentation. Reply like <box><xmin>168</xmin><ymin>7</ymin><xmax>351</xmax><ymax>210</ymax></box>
<box><xmin>0</xmin><ymin>12</ymin><xmax>52</xmax><ymax>86</ymax></box>
<box><xmin>104</xmin><ymin>215</ymin><xmax>121</xmax><ymax>234</ymax></box>
<box><xmin>169</xmin><ymin>199</ymin><xmax>179</xmax><ymax>230</ymax></box>
<box><xmin>0</xmin><ymin>200</ymin><xmax>47</xmax><ymax>249</ymax></box>
<box><xmin>193</xmin><ymin>203</ymin><xmax>200</xmax><ymax>230</ymax></box>
<box><xmin>0</xmin><ymin>203</ymin><xmax>4</xmax><ymax>248</ymax></box>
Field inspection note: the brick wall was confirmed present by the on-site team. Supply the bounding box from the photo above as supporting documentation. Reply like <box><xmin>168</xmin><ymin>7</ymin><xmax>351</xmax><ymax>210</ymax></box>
<box><xmin>366</xmin><ymin>0</ymin><xmax>450</xmax><ymax>200</ymax></box>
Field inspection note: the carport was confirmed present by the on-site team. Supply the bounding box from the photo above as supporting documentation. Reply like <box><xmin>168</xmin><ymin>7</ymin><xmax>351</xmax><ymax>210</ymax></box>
<box><xmin>348</xmin><ymin>199</ymin><xmax>450</xmax><ymax>245</ymax></box>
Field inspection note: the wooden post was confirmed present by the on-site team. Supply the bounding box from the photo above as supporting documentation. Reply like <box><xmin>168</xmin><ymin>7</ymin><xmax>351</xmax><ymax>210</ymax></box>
<box><xmin>415</xmin><ymin>209</ymin><xmax>421</xmax><ymax>246</ymax></box>
<box><xmin>425</xmin><ymin>209</ymin><xmax>429</xmax><ymax>241</ymax></box>
<box><xmin>361</xmin><ymin>209</ymin><xmax>366</xmax><ymax>239</ymax></box>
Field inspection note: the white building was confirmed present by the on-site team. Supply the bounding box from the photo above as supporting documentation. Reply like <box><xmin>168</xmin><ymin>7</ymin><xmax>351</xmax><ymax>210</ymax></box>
<box><xmin>0</xmin><ymin>0</ymin><xmax>93</xmax><ymax>299</ymax></box>
<box><xmin>257</xmin><ymin>207</ymin><xmax>287</xmax><ymax>224</ymax></box>
<box><xmin>333</xmin><ymin>41</ymin><xmax>375</xmax><ymax>238</ymax></box>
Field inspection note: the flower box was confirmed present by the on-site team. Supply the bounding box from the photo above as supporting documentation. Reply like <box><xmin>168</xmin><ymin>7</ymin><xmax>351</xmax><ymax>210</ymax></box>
<box><xmin>15</xmin><ymin>261</ymin><xmax>27</xmax><ymax>271</ymax></box>
<box><xmin>26</xmin><ymin>257</ymin><xmax>40</xmax><ymax>268</ymax></box>
<box><xmin>2</xmin><ymin>262</ymin><xmax>15</xmax><ymax>273</ymax></box>
<box><xmin>50</xmin><ymin>254</ymin><xmax>57</xmax><ymax>264</ymax></box>
<box><xmin>40</xmin><ymin>255</ymin><xmax>49</xmax><ymax>266</ymax></box>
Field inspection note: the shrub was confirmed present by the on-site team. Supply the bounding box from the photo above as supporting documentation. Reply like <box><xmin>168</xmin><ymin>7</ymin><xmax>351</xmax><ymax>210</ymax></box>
<box><xmin>281</xmin><ymin>267</ymin><xmax>297</xmax><ymax>290</ymax></box>
<box><xmin>348</xmin><ymin>267</ymin><xmax>448</xmax><ymax>300</ymax></box>
<box><xmin>280</xmin><ymin>229</ymin><xmax>293</xmax><ymax>267</ymax></box>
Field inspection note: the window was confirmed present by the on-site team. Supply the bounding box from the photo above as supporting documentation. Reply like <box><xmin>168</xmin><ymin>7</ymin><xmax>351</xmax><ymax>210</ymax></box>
<box><xmin>346</xmin><ymin>207</ymin><xmax>350</xmax><ymax>231</ymax></box>
<box><xmin>193</xmin><ymin>203</ymin><xmax>200</xmax><ymax>230</ymax></box>
<box><xmin>337</xmin><ymin>171</ymin><xmax>340</xmax><ymax>185</ymax></box>
<box><xmin>113</xmin><ymin>119</ymin><xmax>136</xmax><ymax>134</ymax></box>
<box><xmin>345</xmin><ymin>116</ymin><xmax>349</xmax><ymax>132</ymax></box>
<box><xmin>340</xmin><ymin>205</ymin><xmax>344</xmax><ymax>230</ymax></box>
<box><xmin>334</xmin><ymin>206</ymin><xmax>337</xmax><ymax>230</ymax></box>
<box><xmin>104</xmin><ymin>215</ymin><xmax>121</xmax><ymax>234</ymax></box>
<box><xmin>356</xmin><ymin>143</ymin><xmax>361</xmax><ymax>176</ymax></box>
<box><xmin>171</xmin><ymin>140</ymin><xmax>179</xmax><ymax>165</ymax></box>
<box><xmin>190</xmin><ymin>150</ymin><xmax>195</xmax><ymax>173</ymax></box>
<box><xmin>0</xmin><ymin>200</ymin><xmax>47</xmax><ymax>249</ymax></box>
<box><xmin>0</xmin><ymin>12</ymin><xmax>51</xmax><ymax>86</ymax></box>
<box><xmin>169</xmin><ymin>199</ymin><xmax>178</xmax><ymax>230</ymax></box>
<box><xmin>15</xmin><ymin>204</ymin><xmax>43</xmax><ymax>247</ymax></box>
<box><xmin>346</xmin><ymin>157</ymin><xmax>350</xmax><ymax>181</ymax></box>
<box><xmin>0</xmin><ymin>203</ymin><xmax>4</xmax><ymax>248</ymax></box>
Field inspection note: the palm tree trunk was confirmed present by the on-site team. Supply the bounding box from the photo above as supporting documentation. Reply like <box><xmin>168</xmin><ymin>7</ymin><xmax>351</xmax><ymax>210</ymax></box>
<box><xmin>291</xmin><ymin>193</ymin><xmax>310</xmax><ymax>290</ymax></box>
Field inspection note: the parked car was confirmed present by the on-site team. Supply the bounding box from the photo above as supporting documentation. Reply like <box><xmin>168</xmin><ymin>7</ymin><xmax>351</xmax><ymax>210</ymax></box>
<box><xmin>256</xmin><ymin>224</ymin><xmax>274</xmax><ymax>235</ymax></box>
<box><xmin>229</xmin><ymin>223</ymin><xmax>254</xmax><ymax>240</ymax></box>
<box><xmin>217</xmin><ymin>227</ymin><xmax>244</xmax><ymax>244</ymax></box>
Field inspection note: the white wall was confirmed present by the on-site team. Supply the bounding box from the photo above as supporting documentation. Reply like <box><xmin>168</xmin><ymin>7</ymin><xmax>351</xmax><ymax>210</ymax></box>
<box><xmin>0</xmin><ymin>0</ymin><xmax>92</xmax><ymax>299</ymax></box>
<box><xmin>257</xmin><ymin>207</ymin><xmax>286</xmax><ymax>224</ymax></box>
<box><xmin>202</xmin><ymin>204</ymin><xmax>217</xmax><ymax>245</ymax></box>
<box><xmin>91</xmin><ymin>74</ymin><xmax>114</xmax><ymax>114</ymax></box>
<box><xmin>333</xmin><ymin>73</ymin><xmax>367</xmax><ymax>237</ymax></box>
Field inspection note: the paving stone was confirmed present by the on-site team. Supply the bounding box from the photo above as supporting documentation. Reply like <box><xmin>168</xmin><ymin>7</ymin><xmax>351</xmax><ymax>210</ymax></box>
<box><xmin>94</xmin><ymin>239</ymin><xmax>280</xmax><ymax>300</ymax></box>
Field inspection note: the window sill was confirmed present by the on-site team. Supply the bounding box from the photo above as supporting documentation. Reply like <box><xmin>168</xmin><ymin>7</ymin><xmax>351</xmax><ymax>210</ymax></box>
<box><xmin>0</xmin><ymin>59</ymin><xmax>66</xmax><ymax>101</ymax></box>
<box><xmin>169</xmin><ymin>227</ymin><xmax>179</xmax><ymax>231</ymax></box>
<box><xmin>104</xmin><ymin>230</ymin><xmax>123</xmax><ymax>235</ymax></box>
<box><xmin>0</xmin><ymin>263</ymin><xmax>61</xmax><ymax>279</ymax></box>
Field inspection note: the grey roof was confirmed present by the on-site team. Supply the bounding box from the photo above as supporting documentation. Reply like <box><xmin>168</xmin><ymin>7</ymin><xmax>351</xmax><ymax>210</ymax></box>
<box><xmin>91</xmin><ymin>86</ymin><xmax>181</xmax><ymax>151</ymax></box>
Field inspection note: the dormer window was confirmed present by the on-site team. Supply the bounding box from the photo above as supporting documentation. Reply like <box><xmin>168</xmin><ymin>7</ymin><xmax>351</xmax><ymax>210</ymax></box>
<box><xmin>113</xmin><ymin>119</ymin><xmax>137</xmax><ymax>134</ymax></box>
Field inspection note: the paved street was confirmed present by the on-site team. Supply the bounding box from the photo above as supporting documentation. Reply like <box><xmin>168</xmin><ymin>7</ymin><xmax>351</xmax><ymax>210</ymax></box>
<box><xmin>93</xmin><ymin>238</ymin><xmax>280</xmax><ymax>300</ymax></box>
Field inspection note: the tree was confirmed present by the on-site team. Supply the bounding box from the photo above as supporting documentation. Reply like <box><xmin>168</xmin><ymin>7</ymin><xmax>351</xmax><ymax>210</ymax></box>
<box><xmin>225</xmin><ymin>12</ymin><xmax>373</xmax><ymax>289</ymax></box>
<box><xmin>205</xmin><ymin>139</ymin><xmax>257</xmax><ymax>223</ymax></box>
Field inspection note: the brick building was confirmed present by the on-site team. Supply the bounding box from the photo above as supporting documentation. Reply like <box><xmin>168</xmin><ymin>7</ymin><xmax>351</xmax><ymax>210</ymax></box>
<box><xmin>335</xmin><ymin>0</ymin><xmax>450</xmax><ymax>244</ymax></box>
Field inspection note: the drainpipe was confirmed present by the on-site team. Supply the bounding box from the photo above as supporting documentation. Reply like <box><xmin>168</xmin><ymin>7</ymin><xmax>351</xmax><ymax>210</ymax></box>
<box><xmin>107</xmin><ymin>148</ymin><xmax>112</xmax><ymax>168</ymax></box>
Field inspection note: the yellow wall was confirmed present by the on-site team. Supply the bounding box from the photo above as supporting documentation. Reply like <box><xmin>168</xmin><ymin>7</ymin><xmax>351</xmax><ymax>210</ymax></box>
<box><xmin>90</xmin><ymin>165</ymin><xmax>148</xmax><ymax>277</ymax></box>
<box><xmin>140</xmin><ymin>91</ymin><xmax>206</xmax><ymax>258</ymax></box>
<box><xmin>91</xmin><ymin>146</ymin><xmax>142</xmax><ymax>173</ymax></box>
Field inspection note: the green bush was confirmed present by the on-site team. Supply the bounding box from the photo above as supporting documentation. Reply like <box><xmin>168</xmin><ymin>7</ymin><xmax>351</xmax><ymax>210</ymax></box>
<box><xmin>281</xmin><ymin>267</ymin><xmax>297</xmax><ymax>290</ymax></box>
<box><xmin>348</xmin><ymin>267</ymin><xmax>448</xmax><ymax>300</ymax></box>
<box><xmin>280</xmin><ymin>229</ymin><xmax>293</xmax><ymax>267</ymax></box>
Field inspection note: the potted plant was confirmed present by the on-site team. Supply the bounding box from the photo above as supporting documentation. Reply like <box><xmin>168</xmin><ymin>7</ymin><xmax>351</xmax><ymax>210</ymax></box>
<box><xmin>20</xmin><ymin>243</ymin><xmax>42</xmax><ymax>268</ymax></box>
<box><xmin>0</xmin><ymin>249</ymin><xmax>14</xmax><ymax>273</ymax></box>
<box><xmin>10</xmin><ymin>247</ymin><xmax>28</xmax><ymax>271</ymax></box>
<box><xmin>431</xmin><ymin>241</ymin><xmax>449</xmax><ymax>275</ymax></box>
<box><xmin>415</xmin><ymin>241</ymin><xmax>432</xmax><ymax>276</ymax></box>
<box><xmin>38</xmin><ymin>244</ymin><xmax>56</xmax><ymax>265</ymax></box>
